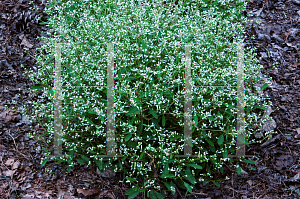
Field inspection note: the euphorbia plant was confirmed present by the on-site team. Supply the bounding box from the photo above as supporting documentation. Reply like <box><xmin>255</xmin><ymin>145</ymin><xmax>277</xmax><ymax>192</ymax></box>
<box><xmin>17</xmin><ymin>0</ymin><xmax>276</xmax><ymax>197</ymax></box>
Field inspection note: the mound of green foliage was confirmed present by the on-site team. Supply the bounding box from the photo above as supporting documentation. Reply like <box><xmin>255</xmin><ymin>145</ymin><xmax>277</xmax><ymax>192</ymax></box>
<box><xmin>17</xmin><ymin>0</ymin><xmax>276</xmax><ymax>197</ymax></box>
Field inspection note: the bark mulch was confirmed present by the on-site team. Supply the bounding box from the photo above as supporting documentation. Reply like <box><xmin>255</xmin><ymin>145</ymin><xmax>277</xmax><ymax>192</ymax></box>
<box><xmin>0</xmin><ymin>0</ymin><xmax>300</xmax><ymax>198</ymax></box>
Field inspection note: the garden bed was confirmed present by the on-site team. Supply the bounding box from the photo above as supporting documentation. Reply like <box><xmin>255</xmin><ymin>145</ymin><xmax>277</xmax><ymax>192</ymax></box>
<box><xmin>0</xmin><ymin>0</ymin><xmax>299</xmax><ymax>198</ymax></box>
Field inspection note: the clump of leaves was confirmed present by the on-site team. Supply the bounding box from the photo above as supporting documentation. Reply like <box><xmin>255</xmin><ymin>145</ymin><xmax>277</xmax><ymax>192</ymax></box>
<box><xmin>17</xmin><ymin>0</ymin><xmax>275</xmax><ymax>197</ymax></box>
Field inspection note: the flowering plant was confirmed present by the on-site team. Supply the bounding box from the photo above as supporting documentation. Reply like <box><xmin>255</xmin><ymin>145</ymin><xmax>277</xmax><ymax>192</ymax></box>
<box><xmin>18</xmin><ymin>0</ymin><xmax>275</xmax><ymax>197</ymax></box>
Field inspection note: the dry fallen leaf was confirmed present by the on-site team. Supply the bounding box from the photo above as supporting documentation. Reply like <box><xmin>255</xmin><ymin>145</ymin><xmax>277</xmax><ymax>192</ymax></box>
<box><xmin>3</xmin><ymin>169</ymin><xmax>15</xmax><ymax>177</ymax></box>
<box><xmin>20</xmin><ymin>36</ymin><xmax>34</xmax><ymax>48</ymax></box>
<box><xmin>12</xmin><ymin>161</ymin><xmax>20</xmax><ymax>170</ymax></box>
<box><xmin>5</xmin><ymin>158</ymin><xmax>15</xmax><ymax>167</ymax></box>
<box><xmin>77</xmin><ymin>186</ymin><xmax>102</xmax><ymax>197</ymax></box>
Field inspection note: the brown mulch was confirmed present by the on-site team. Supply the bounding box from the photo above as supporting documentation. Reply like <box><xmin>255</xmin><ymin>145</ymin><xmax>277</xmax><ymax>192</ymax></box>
<box><xmin>0</xmin><ymin>0</ymin><xmax>300</xmax><ymax>198</ymax></box>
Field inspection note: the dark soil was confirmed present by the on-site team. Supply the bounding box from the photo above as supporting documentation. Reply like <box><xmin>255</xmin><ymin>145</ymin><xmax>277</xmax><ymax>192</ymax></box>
<box><xmin>0</xmin><ymin>0</ymin><xmax>300</xmax><ymax>198</ymax></box>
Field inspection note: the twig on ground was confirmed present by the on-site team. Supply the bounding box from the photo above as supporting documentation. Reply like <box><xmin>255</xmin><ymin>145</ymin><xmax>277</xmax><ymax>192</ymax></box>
<box><xmin>8</xmin><ymin>128</ymin><xmax>18</xmax><ymax>150</ymax></box>
<box><xmin>8</xmin><ymin>128</ymin><xmax>31</xmax><ymax>160</ymax></box>
<box><xmin>10</xmin><ymin>149</ymin><xmax>30</xmax><ymax>161</ymax></box>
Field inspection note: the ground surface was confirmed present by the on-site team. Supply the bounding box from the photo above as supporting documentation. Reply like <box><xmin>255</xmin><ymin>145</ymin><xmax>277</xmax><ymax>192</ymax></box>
<box><xmin>0</xmin><ymin>0</ymin><xmax>300</xmax><ymax>198</ymax></box>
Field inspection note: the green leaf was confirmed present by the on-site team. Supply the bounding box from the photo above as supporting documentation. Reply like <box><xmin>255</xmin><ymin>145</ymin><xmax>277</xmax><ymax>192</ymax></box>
<box><xmin>184</xmin><ymin>182</ymin><xmax>193</xmax><ymax>193</ymax></box>
<box><xmin>116</xmin><ymin>90</ymin><xmax>127</xmax><ymax>94</ymax></box>
<box><xmin>243</xmin><ymin>159</ymin><xmax>257</xmax><ymax>164</ymax></box>
<box><xmin>210</xmin><ymin>157</ymin><xmax>217</xmax><ymax>165</ymax></box>
<box><xmin>245</xmin><ymin>139</ymin><xmax>250</xmax><ymax>147</ymax></box>
<box><xmin>129</xmin><ymin>76</ymin><xmax>137</xmax><ymax>80</ymax></box>
<box><xmin>218</xmin><ymin>134</ymin><xmax>224</xmax><ymax>146</ymax></box>
<box><xmin>162</xmin><ymin>115</ymin><xmax>166</xmax><ymax>127</ymax></box>
<box><xmin>55</xmin><ymin>159</ymin><xmax>65</xmax><ymax>164</ymax></box>
<box><xmin>208</xmin><ymin>116</ymin><xmax>215</xmax><ymax>121</ymax></box>
<box><xmin>41</xmin><ymin>157</ymin><xmax>49</xmax><ymax>166</ymax></box>
<box><xmin>170</xmin><ymin>135</ymin><xmax>181</xmax><ymax>141</ymax></box>
<box><xmin>161</xmin><ymin>163</ymin><xmax>169</xmax><ymax>178</ymax></box>
<box><xmin>206</xmin><ymin>139</ymin><xmax>214</xmax><ymax>146</ymax></box>
<box><xmin>86</xmin><ymin>117</ymin><xmax>94</xmax><ymax>125</ymax></box>
<box><xmin>31</xmin><ymin>86</ymin><xmax>45</xmax><ymax>90</ymax></box>
<box><xmin>138</xmin><ymin>120</ymin><xmax>143</xmax><ymax>134</ymax></box>
<box><xmin>100</xmin><ymin>115</ymin><xmax>105</xmax><ymax>122</ymax></box>
<box><xmin>80</xmin><ymin>155</ymin><xmax>90</xmax><ymax>162</ymax></box>
<box><xmin>168</xmin><ymin>174</ymin><xmax>176</xmax><ymax>178</ymax></box>
<box><xmin>97</xmin><ymin>163</ymin><xmax>104</xmax><ymax>172</ymax></box>
<box><xmin>48</xmin><ymin>88</ymin><xmax>54</xmax><ymax>96</ymax></box>
<box><xmin>209</xmin><ymin>145</ymin><xmax>215</xmax><ymax>152</ymax></box>
<box><xmin>223</xmin><ymin>150</ymin><xmax>228</xmax><ymax>159</ymax></box>
<box><xmin>187</xmin><ymin>163</ymin><xmax>203</xmax><ymax>169</ymax></box>
<box><xmin>39</xmin><ymin>22</ymin><xmax>48</xmax><ymax>25</ymax></box>
<box><xmin>88</xmin><ymin>111</ymin><xmax>97</xmax><ymax>114</ymax></box>
<box><xmin>138</xmin><ymin>149</ymin><xmax>145</xmax><ymax>160</ymax></box>
<box><xmin>164</xmin><ymin>182</ymin><xmax>176</xmax><ymax>195</ymax></box>
<box><xmin>158</xmin><ymin>91</ymin><xmax>163</xmax><ymax>103</ymax></box>
<box><xmin>185</xmin><ymin>167</ymin><xmax>197</xmax><ymax>184</ymax></box>
<box><xmin>213</xmin><ymin>182</ymin><xmax>220</xmax><ymax>187</ymax></box>
<box><xmin>67</xmin><ymin>156</ymin><xmax>72</xmax><ymax>165</ymax></box>
<box><xmin>39</xmin><ymin>131</ymin><xmax>50</xmax><ymax>137</ymax></box>
<box><xmin>142</xmin><ymin>40</ymin><xmax>147</xmax><ymax>50</ymax></box>
<box><xmin>150</xmin><ymin>191</ymin><xmax>157</xmax><ymax>199</ymax></box>
<box><xmin>194</xmin><ymin>114</ymin><xmax>198</xmax><ymax>126</ymax></box>
<box><xmin>236</xmin><ymin>165</ymin><xmax>241</xmax><ymax>175</ymax></box>
<box><xmin>44</xmin><ymin>56</ymin><xmax>54</xmax><ymax>65</ymax></box>
<box><xmin>144</xmin><ymin>179</ymin><xmax>151</xmax><ymax>186</ymax></box>
<box><xmin>154</xmin><ymin>191</ymin><xmax>164</xmax><ymax>199</ymax></box>
<box><xmin>216</xmin><ymin>111</ymin><xmax>222</xmax><ymax>117</ymax></box>
<box><xmin>260</xmin><ymin>83</ymin><xmax>270</xmax><ymax>91</ymax></box>
<box><xmin>133</xmin><ymin>97</ymin><xmax>141</xmax><ymax>104</ymax></box>
<box><xmin>126</xmin><ymin>107</ymin><xmax>138</xmax><ymax>117</ymax></box>
<box><xmin>163</xmin><ymin>90</ymin><xmax>173</xmax><ymax>100</ymax></box>
<box><xmin>151</xmin><ymin>118</ymin><xmax>160</xmax><ymax>129</ymax></box>
<box><xmin>150</xmin><ymin>109</ymin><xmax>158</xmax><ymax>119</ymax></box>
<box><xmin>125</xmin><ymin>187</ymin><xmax>140</xmax><ymax>199</ymax></box>
<box><xmin>69</xmin><ymin>150</ymin><xmax>75</xmax><ymax>158</ymax></box>
<box><xmin>125</xmin><ymin>134</ymin><xmax>132</xmax><ymax>142</ymax></box>
<box><xmin>94</xmin><ymin>156</ymin><xmax>101</xmax><ymax>166</ymax></box>
<box><xmin>76</xmin><ymin>158</ymin><xmax>85</xmax><ymax>165</ymax></box>
<box><xmin>139</xmin><ymin>188</ymin><xmax>147</xmax><ymax>193</ymax></box>
<box><xmin>220</xmin><ymin>166</ymin><xmax>224</xmax><ymax>173</ymax></box>
<box><xmin>125</xmin><ymin>177</ymin><xmax>137</xmax><ymax>182</ymax></box>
